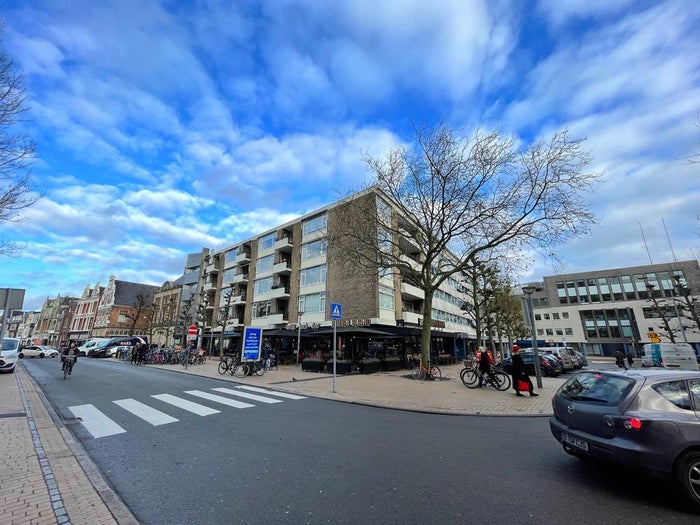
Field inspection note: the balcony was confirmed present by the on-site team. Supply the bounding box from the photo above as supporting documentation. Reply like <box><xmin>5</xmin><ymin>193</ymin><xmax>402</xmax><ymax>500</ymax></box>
<box><xmin>402</xmin><ymin>311</ymin><xmax>422</xmax><ymax>326</ymax></box>
<box><xmin>234</xmin><ymin>252</ymin><xmax>251</xmax><ymax>264</ymax></box>
<box><xmin>274</xmin><ymin>236</ymin><xmax>293</xmax><ymax>252</ymax></box>
<box><xmin>401</xmin><ymin>282</ymin><xmax>425</xmax><ymax>300</ymax></box>
<box><xmin>232</xmin><ymin>295</ymin><xmax>247</xmax><ymax>305</ymax></box>
<box><xmin>232</xmin><ymin>273</ymin><xmax>249</xmax><ymax>284</ymax></box>
<box><xmin>251</xmin><ymin>313</ymin><xmax>288</xmax><ymax>327</ymax></box>
<box><xmin>272</xmin><ymin>261</ymin><xmax>292</xmax><ymax>275</ymax></box>
<box><xmin>205</xmin><ymin>263</ymin><xmax>220</xmax><ymax>274</ymax></box>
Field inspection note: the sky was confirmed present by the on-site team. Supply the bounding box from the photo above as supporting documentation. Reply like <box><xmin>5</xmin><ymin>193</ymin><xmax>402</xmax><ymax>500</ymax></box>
<box><xmin>1</xmin><ymin>0</ymin><xmax>699</xmax><ymax>312</ymax></box>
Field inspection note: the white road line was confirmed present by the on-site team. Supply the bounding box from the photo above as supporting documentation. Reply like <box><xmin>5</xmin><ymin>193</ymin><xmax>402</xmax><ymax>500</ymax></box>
<box><xmin>235</xmin><ymin>385</ymin><xmax>307</xmax><ymax>400</ymax></box>
<box><xmin>185</xmin><ymin>390</ymin><xmax>255</xmax><ymax>409</ymax></box>
<box><xmin>151</xmin><ymin>394</ymin><xmax>221</xmax><ymax>416</ymax></box>
<box><xmin>68</xmin><ymin>404</ymin><xmax>126</xmax><ymax>439</ymax></box>
<box><xmin>113</xmin><ymin>399</ymin><xmax>179</xmax><ymax>426</ymax></box>
<box><xmin>212</xmin><ymin>387</ymin><xmax>283</xmax><ymax>404</ymax></box>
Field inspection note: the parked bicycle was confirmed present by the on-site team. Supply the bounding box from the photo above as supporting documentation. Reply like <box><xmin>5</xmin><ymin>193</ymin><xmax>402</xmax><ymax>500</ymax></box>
<box><xmin>218</xmin><ymin>354</ymin><xmax>240</xmax><ymax>375</ymax></box>
<box><xmin>409</xmin><ymin>355</ymin><xmax>441</xmax><ymax>381</ymax></box>
<box><xmin>461</xmin><ymin>362</ymin><xmax>511</xmax><ymax>391</ymax></box>
<box><xmin>234</xmin><ymin>360</ymin><xmax>266</xmax><ymax>378</ymax></box>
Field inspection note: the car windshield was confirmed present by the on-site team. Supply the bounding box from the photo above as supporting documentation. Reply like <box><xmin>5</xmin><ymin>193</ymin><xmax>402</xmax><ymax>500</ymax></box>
<box><xmin>2</xmin><ymin>338</ymin><xmax>20</xmax><ymax>351</ymax></box>
<box><xmin>559</xmin><ymin>372</ymin><xmax>635</xmax><ymax>404</ymax></box>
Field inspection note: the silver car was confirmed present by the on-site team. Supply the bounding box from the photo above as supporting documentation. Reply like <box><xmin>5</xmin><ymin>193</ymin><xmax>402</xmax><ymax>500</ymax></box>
<box><xmin>550</xmin><ymin>369</ymin><xmax>700</xmax><ymax>510</ymax></box>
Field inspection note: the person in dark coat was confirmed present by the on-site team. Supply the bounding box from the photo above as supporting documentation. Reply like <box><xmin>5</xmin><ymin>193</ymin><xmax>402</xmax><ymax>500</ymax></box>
<box><xmin>511</xmin><ymin>345</ymin><xmax>538</xmax><ymax>397</ymax></box>
<box><xmin>614</xmin><ymin>349</ymin><xmax>627</xmax><ymax>370</ymax></box>
<box><xmin>478</xmin><ymin>347</ymin><xmax>494</xmax><ymax>387</ymax></box>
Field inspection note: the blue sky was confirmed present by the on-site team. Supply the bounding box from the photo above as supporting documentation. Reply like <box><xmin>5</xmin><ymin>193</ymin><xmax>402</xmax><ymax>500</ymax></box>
<box><xmin>2</xmin><ymin>0</ymin><xmax>699</xmax><ymax>311</ymax></box>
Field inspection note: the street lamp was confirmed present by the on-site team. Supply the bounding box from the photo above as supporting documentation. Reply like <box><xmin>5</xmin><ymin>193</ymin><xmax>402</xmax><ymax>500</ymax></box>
<box><xmin>296</xmin><ymin>306</ymin><xmax>304</xmax><ymax>366</ymax></box>
<box><xmin>521</xmin><ymin>285</ymin><xmax>543</xmax><ymax>388</ymax></box>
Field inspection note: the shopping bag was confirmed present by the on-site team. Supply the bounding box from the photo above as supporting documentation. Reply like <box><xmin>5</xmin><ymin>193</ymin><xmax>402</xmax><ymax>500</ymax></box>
<box><xmin>517</xmin><ymin>379</ymin><xmax>530</xmax><ymax>392</ymax></box>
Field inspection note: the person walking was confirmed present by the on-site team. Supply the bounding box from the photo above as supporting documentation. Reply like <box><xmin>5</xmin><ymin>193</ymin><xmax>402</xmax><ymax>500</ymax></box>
<box><xmin>511</xmin><ymin>345</ymin><xmax>538</xmax><ymax>397</ymax></box>
<box><xmin>614</xmin><ymin>349</ymin><xmax>628</xmax><ymax>370</ymax></box>
<box><xmin>477</xmin><ymin>347</ymin><xmax>494</xmax><ymax>387</ymax></box>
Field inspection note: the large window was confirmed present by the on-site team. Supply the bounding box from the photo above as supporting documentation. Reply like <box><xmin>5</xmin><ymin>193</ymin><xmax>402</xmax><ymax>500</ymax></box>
<box><xmin>222</xmin><ymin>268</ymin><xmax>236</xmax><ymax>284</ymax></box>
<box><xmin>256</xmin><ymin>254</ymin><xmax>274</xmax><ymax>273</ymax></box>
<box><xmin>224</xmin><ymin>248</ymin><xmax>238</xmax><ymax>265</ymax></box>
<box><xmin>252</xmin><ymin>301</ymin><xmax>271</xmax><ymax>318</ymax></box>
<box><xmin>300</xmin><ymin>265</ymin><xmax>327</xmax><ymax>287</ymax></box>
<box><xmin>301</xmin><ymin>239</ymin><xmax>327</xmax><ymax>260</ymax></box>
<box><xmin>303</xmin><ymin>213</ymin><xmax>327</xmax><ymax>236</ymax></box>
<box><xmin>258</xmin><ymin>233</ymin><xmax>276</xmax><ymax>251</ymax></box>
<box><xmin>379</xmin><ymin>285</ymin><xmax>394</xmax><ymax>310</ymax></box>
<box><xmin>254</xmin><ymin>277</ymin><xmax>273</xmax><ymax>295</ymax></box>
<box><xmin>299</xmin><ymin>293</ymin><xmax>326</xmax><ymax>314</ymax></box>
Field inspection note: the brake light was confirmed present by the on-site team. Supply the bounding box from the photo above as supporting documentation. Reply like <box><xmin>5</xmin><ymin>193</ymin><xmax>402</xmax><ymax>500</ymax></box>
<box><xmin>625</xmin><ymin>417</ymin><xmax>643</xmax><ymax>430</ymax></box>
<box><xmin>603</xmin><ymin>415</ymin><xmax>644</xmax><ymax>431</ymax></box>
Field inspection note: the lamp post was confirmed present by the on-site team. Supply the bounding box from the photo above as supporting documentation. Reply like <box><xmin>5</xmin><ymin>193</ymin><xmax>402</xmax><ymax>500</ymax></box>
<box><xmin>521</xmin><ymin>285</ymin><xmax>543</xmax><ymax>388</ymax></box>
<box><xmin>296</xmin><ymin>307</ymin><xmax>304</xmax><ymax>366</ymax></box>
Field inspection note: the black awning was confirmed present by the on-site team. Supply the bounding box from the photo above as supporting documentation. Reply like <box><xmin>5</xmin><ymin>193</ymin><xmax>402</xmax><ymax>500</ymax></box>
<box><xmin>306</xmin><ymin>327</ymin><xmax>398</xmax><ymax>337</ymax></box>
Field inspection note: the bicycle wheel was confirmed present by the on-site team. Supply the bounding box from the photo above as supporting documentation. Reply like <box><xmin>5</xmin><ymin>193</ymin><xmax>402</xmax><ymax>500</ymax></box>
<box><xmin>429</xmin><ymin>365</ymin><xmax>441</xmax><ymax>381</ymax></box>
<box><xmin>63</xmin><ymin>362</ymin><xmax>68</xmax><ymax>380</ymax></box>
<box><xmin>218</xmin><ymin>361</ymin><xmax>229</xmax><ymax>375</ymax></box>
<box><xmin>255</xmin><ymin>363</ymin><xmax>265</xmax><ymax>376</ymax></box>
<box><xmin>411</xmin><ymin>366</ymin><xmax>426</xmax><ymax>380</ymax></box>
<box><xmin>234</xmin><ymin>363</ymin><xmax>249</xmax><ymax>378</ymax></box>
<box><xmin>491</xmin><ymin>371</ymin><xmax>511</xmax><ymax>391</ymax></box>
<box><xmin>462</xmin><ymin>370</ymin><xmax>480</xmax><ymax>388</ymax></box>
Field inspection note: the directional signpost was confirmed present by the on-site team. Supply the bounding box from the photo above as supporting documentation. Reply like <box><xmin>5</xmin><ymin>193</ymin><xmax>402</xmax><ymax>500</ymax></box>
<box><xmin>330</xmin><ymin>303</ymin><xmax>342</xmax><ymax>392</ymax></box>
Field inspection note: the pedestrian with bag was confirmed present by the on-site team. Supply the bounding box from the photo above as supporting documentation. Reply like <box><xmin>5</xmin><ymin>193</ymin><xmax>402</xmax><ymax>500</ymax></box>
<box><xmin>511</xmin><ymin>345</ymin><xmax>538</xmax><ymax>397</ymax></box>
<box><xmin>614</xmin><ymin>349</ymin><xmax>628</xmax><ymax>370</ymax></box>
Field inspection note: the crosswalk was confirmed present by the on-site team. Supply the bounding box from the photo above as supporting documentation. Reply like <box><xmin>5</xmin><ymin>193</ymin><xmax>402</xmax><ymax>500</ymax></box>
<box><xmin>68</xmin><ymin>386</ymin><xmax>306</xmax><ymax>439</ymax></box>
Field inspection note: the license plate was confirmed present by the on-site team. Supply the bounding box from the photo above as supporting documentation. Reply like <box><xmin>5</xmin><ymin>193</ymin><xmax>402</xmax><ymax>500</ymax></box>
<box><xmin>561</xmin><ymin>432</ymin><xmax>589</xmax><ymax>452</ymax></box>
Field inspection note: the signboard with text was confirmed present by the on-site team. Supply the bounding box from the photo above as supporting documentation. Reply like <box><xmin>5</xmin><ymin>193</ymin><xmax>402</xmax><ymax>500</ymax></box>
<box><xmin>242</xmin><ymin>326</ymin><xmax>262</xmax><ymax>362</ymax></box>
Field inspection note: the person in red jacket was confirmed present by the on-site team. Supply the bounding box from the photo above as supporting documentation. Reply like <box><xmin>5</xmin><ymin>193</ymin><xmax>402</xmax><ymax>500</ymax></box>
<box><xmin>511</xmin><ymin>345</ymin><xmax>538</xmax><ymax>397</ymax></box>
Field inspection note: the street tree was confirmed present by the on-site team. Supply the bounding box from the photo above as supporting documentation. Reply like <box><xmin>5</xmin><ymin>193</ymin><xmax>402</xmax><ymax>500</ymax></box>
<box><xmin>330</xmin><ymin>123</ymin><xmax>600</xmax><ymax>366</ymax></box>
<box><xmin>0</xmin><ymin>26</ymin><xmax>40</xmax><ymax>256</ymax></box>
<box><xmin>125</xmin><ymin>292</ymin><xmax>154</xmax><ymax>336</ymax></box>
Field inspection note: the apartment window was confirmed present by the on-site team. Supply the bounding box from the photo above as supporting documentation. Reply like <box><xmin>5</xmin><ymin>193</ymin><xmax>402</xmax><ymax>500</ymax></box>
<box><xmin>224</xmin><ymin>248</ymin><xmax>238</xmax><ymax>265</ymax></box>
<box><xmin>535</xmin><ymin>314</ymin><xmax>541</xmax><ymax>321</ymax></box>
<box><xmin>256</xmin><ymin>254</ymin><xmax>274</xmax><ymax>273</ymax></box>
<box><xmin>301</xmin><ymin>238</ymin><xmax>327</xmax><ymax>260</ymax></box>
<box><xmin>379</xmin><ymin>285</ymin><xmax>394</xmax><ymax>310</ymax></box>
<box><xmin>252</xmin><ymin>301</ymin><xmax>271</xmax><ymax>318</ymax></box>
<box><xmin>544</xmin><ymin>313</ymin><xmax>550</xmax><ymax>320</ymax></box>
<box><xmin>118</xmin><ymin>310</ymin><xmax>128</xmax><ymax>323</ymax></box>
<box><xmin>562</xmin><ymin>312</ymin><xmax>569</xmax><ymax>319</ymax></box>
<box><xmin>222</xmin><ymin>268</ymin><xmax>236</xmax><ymax>284</ymax></box>
<box><xmin>300</xmin><ymin>265</ymin><xmax>327</xmax><ymax>287</ymax></box>
<box><xmin>553</xmin><ymin>313</ymin><xmax>560</xmax><ymax>320</ymax></box>
<box><xmin>303</xmin><ymin>213</ymin><xmax>328</xmax><ymax>236</ymax></box>
<box><xmin>565</xmin><ymin>328</ymin><xmax>574</xmax><ymax>336</ymax></box>
<box><xmin>555</xmin><ymin>328</ymin><xmax>563</xmax><ymax>336</ymax></box>
<box><xmin>299</xmin><ymin>293</ymin><xmax>326</xmax><ymax>314</ymax></box>
<box><xmin>254</xmin><ymin>277</ymin><xmax>273</xmax><ymax>295</ymax></box>
<box><xmin>258</xmin><ymin>233</ymin><xmax>276</xmax><ymax>251</ymax></box>
<box><xmin>537</xmin><ymin>328</ymin><xmax>544</xmax><ymax>336</ymax></box>
<box><xmin>546</xmin><ymin>329</ymin><xmax>554</xmax><ymax>336</ymax></box>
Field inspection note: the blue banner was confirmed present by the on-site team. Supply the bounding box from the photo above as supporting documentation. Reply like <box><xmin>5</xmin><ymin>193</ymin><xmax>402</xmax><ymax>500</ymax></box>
<box><xmin>242</xmin><ymin>327</ymin><xmax>262</xmax><ymax>361</ymax></box>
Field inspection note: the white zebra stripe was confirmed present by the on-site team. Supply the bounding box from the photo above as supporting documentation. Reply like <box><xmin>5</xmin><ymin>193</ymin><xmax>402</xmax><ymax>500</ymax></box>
<box><xmin>212</xmin><ymin>387</ymin><xmax>283</xmax><ymax>404</ymax></box>
<box><xmin>68</xmin><ymin>404</ymin><xmax>126</xmax><ymax>438</ymax></box>
<box><xmin>184</xmin><ymin>390</ymin><xmax>254</xmax><ymax>409</ymax></box>
<box><xmin>235</xmin><ymin>385</ymin><xmax>306</xmax><ymax>400</ymax></box>
<box><xmin>151</xmin><ymin>394</ymin><xmax>221</xmax><ymax>416</ymax></box>
<box><xmin>113</xmin><ymin>399</ymin><xmax>179</xmax><ymax>426</ymax></box>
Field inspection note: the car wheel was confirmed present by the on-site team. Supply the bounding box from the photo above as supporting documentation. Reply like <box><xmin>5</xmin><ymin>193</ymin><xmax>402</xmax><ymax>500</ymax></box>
<box><xmin>39</xmin><ymin>353</ymin><xmax>45</xmax><ymax>358</ymax></box>
<box><xmin>18</xmin><ymin>353</ymin><xmax>24</xmax><ymax>358</ymax></box>
<box><xmin>675</xmin><ymin>450</ymin><xmax>700</xmax><ymax>510</ymax></box>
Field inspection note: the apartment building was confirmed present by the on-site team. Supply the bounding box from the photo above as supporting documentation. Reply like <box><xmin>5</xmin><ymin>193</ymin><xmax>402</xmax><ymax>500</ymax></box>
<box><xmin>193</xmin><ymin>189</ymin><xmax>473</xmax><ymax>360</ymax></box>
<box><xmin>518</xmin><ymin>260</ymin><xmax>700</xmax><ymax>356</ymax></box>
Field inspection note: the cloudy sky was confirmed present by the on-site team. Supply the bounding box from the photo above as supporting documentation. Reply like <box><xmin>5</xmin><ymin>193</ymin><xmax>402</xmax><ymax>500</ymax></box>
<box><xmin>2</xmin><ymin>0</ymin><xmax>699</xmax><ymax>311</ymax></box>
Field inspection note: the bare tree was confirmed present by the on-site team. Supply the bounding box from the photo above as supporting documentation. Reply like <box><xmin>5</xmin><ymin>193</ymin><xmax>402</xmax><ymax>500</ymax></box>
<box><xmin>330</xmin><ymin>123</ymin><xmax>600</xmax><ymax>366</ymax></box>
<box><xmin>0</xmin><ymin>25</ymin><xmax>40</xmax><ymax>256</ymax></box>
<box><xmin>125</xmin><ymin>292</ymin><xmax>154</xmax><ymax>336</ymax></box>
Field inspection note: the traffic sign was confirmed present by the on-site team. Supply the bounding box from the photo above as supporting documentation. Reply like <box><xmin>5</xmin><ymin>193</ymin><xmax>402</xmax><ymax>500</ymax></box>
<box><xmin>330</xmin><ymin>303</ymin><xmax>342</xmax><ymax>320</ymax></box>
<box><xmin>188</xmin><ymin>325</ymin><xmax>198</xmax><ymax>335</ymax></box>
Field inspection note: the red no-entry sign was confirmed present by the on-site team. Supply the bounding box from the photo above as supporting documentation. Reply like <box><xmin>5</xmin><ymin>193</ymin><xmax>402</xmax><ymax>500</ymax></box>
<box><xmin>188</xmin><ymin>325</ymin><xmax>198</xmax><ymax>335</ymax></box>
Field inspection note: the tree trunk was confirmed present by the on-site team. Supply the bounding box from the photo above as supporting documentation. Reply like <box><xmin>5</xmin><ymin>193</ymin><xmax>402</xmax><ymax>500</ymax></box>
<box><xmin>421</xmin><ymin>293</ymin><xmax>434</xmax><ymax>366</ymax></box>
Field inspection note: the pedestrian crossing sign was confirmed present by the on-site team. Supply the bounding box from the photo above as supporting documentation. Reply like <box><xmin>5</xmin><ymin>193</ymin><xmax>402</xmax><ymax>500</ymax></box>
<box><xmin>331</xmin><ymin>303</ymin><xmax>342</xmax><ymax>320</ymax></box>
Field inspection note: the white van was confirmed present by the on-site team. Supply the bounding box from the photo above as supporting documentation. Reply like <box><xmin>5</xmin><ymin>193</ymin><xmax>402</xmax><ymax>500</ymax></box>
<box><xmin>77</xmin><ymin>338</ymin><xmax>110</xmax><ymax>357</ymax></box>
<box><xmin>641</xmin><ymin>343</ymin><xmax>699</xmax><ymax>370</ymax></box>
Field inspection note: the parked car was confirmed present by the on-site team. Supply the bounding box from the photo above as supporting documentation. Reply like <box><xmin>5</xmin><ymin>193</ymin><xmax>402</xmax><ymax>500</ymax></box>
<box><xmin>573</xmin><ymin>350</ymin><xmax>588</xmax><ymax>368</ymax></box>
<box><xmin>501</xmin><ymin>351</ymin><xmax>561</xmax><ymax>377</ymax></box>
<box><xmin>0</xmin><ymin>337</ymin><xmax>20</xmax><ymax>373</ymax></box>
<box><xmin>539</xmin><ymin>347</ymin><xmax>576</xmax><ymax>371</ymax></box>
<box><xmin>550</xmin><ymin>369</ymin><xmax>700</xmax><ymax>511</ymax></box>
<box><xmin>88</xmin><ymin>336</ymin><xmax>146</xmax><ymax>358</ymax></box>
<box><xmin>640</xmin><ymin>343</ymin><xmax>699</xmax><ymax>370</ymax></box>
<box><xmin>19</xmin><ymin>345</ymin><xmax>59</xmax><ymax>358</ymax></box>
<box><xmin>76</xmin><ymin>337</ymin><xmax>110</xmax><ymax>357</ymax></box>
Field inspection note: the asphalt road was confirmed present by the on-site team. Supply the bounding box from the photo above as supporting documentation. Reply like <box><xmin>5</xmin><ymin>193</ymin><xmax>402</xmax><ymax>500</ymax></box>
<box><xmin>24</xmin><ymin>357</ymin><xmax>700</xmax><ymax>525</ymax></box>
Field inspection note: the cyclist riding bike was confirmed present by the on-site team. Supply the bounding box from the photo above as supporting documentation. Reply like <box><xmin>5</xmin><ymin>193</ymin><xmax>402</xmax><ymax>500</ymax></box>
<box><xmin>61</xmin><ymin>342</ymin><xmax>79</xmax><ymax>376</ymax></box>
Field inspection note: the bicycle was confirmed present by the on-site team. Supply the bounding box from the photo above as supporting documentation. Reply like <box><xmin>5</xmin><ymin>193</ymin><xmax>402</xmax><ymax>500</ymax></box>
<box><xmin>409</xmin><ymin>356</ymin><xmax>441</xmax><ymax>381</ymax></box>
<box><xmin>62</xmin><ymin>356</ymin><xmax>75</xmax><ymax>379</ymax></box>
<box><xmin>218</xmin><ymin>354</ymin><xmax>239</xmax><ymax>375</ymax></box>
<box><xmin>234</xmin><ymin>360</ymin><xmax>266</xmax><ymax>378</ymax></box>
<box><xmin>461</xmin><ymin>364</ymin><xmax>511</xmax><ymax>391</ymax></box>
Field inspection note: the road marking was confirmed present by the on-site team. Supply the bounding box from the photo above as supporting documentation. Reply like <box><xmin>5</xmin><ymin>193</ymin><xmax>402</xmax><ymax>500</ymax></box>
<box><xmin>185</xmin><ymin>390</ymin><xmax>255</xmax><ymax>409</ymax></box>
<box><xmin>235</xmin><ymin>386</ymin><xmax>306</xmax><ymax>400</ymax></box>
<box><xmin>151</xmin><ymin>394</ymin><xmax>221</xmax><ymax>416</ymax></box>
<box><xmin>113</xmin><ymin>399</ymin><xmax>179</xmax><ymax>426</ymax></box>
<box><xmin>68</xmin><ymin>404</ymin><xmax>126</xmax><ymax>438</ymax></box>
<box><xmin>212</xmin><ymin>387</ymin><xmax>283</xmax><ymax>404</ymax></box>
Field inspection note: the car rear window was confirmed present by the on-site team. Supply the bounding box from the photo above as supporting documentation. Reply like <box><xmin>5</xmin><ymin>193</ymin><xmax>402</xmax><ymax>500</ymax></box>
<box><xmin>559</xmin><ymin>372</ymin><xmax>635</xmax><ymax>404</ymax></box>
<box><xmin>652</xmin><ymin>380</ymin><xmax>692</xmax><ymax>411</ymax></box>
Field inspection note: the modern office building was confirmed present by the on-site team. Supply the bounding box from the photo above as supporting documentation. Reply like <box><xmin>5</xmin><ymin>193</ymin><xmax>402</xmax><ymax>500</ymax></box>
<box><xmin>518</xmin><ymin>260</ymin><xmax>700</xmax><ymax>356</ymax></box>
<box><xmin>192</xmin><ymin>188</ymin><xmax>474</xmax><ymax>362</ymax></box>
